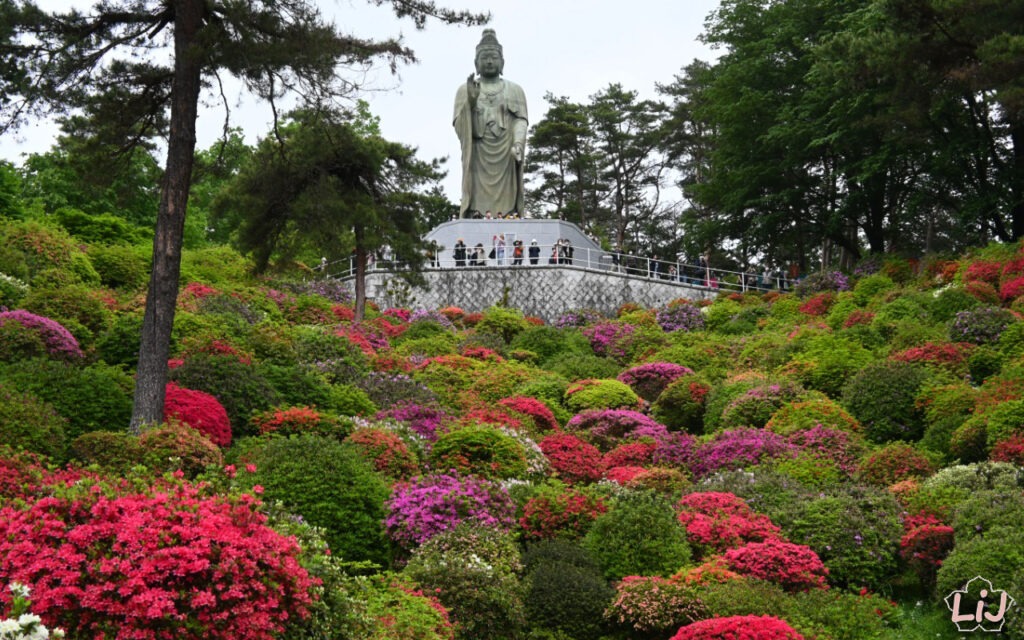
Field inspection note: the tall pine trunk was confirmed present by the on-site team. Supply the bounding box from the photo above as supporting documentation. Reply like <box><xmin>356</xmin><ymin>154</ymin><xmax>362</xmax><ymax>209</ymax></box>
<box><xmin>130</xmin><ymin>0</ymin><xmax>204</xmax><ymax>431</ymax></box>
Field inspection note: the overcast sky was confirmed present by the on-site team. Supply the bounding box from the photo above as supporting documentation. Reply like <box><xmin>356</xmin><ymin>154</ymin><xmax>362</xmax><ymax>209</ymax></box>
<box><xmin>2</xmin><ymin>0</ymin><xmax>722</xmax><ymax>204</ymax></box>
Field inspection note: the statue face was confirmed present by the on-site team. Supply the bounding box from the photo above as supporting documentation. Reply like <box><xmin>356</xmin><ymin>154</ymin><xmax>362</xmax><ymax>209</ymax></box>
<box><xmin>475</xmin><ymin>47</ymin><xmax>503</xmax><ymax>78</ymax></box>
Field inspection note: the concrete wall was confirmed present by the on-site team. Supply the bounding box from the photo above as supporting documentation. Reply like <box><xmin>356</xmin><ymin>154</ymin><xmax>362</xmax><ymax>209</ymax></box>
<box><xmin>352</xmin><ymin>264</ymin><xmax>707</xmax><ymax>321</ymax></box>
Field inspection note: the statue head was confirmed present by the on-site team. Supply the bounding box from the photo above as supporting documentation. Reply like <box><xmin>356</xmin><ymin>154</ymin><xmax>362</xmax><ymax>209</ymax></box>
<box><xmin>474</xmin><ymin>29</ymin><xmax>504</xmax><ymax>78</ymax></box>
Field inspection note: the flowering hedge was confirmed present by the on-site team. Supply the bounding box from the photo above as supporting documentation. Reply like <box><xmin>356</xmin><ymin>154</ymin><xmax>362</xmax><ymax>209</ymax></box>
<box><xmin>676</xmin><ymin>492</ymin><xmax>783</xmax><ymax>558</ymax></box>
<box><xmin>720</xmin><ymin>539</ymin><xmax>829</xmax><ymax>592</ymax></box>
<box><xmin>0</xmin><ymin>310</ymin><xmax>82</xmax><ymax>360</ymax></box>
<box><xmin>384</xmin><ymin>473</ymin><xmax>515</xmax><ymax>549</ymax></box>
<box><xmin>617</xmin><ymin>362</ymin><xmax>694</xmax><ymax>403</ymax></box>
<box><xmin>0</xmin><ymin>478</ymin><xmax>315</xmax><ymax>640</ymax></box>
<box><xmin>670</xmin><ymin>615</ymin><xmax>805</xmax><ymax>640</ymax></box>
<box><xmin>538</xmin><ymin>433</ymin><xmax>605</xmax><ymax>484</ymax></box>
<box><xmin>163</xmin><ymin>382</ymin><xmax>232</xmax><ymax>447</ymax></box>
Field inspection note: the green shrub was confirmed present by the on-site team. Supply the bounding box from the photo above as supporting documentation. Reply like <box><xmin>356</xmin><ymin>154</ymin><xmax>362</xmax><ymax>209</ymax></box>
<box><xmin>703</xmin><ymin>299</ymin><xmax>743</xmax><ymax>332</ymax></box>
<box><xmin>781</xmin><ymin>486</ymin><xmax>902</xmax><ymax>591</ymax></box>
<box><xmin>0</xmin><ymin>358</ymin><xmax>133</xmax><ymax>442</ymax></box>
<box><xmin>138</xmin><ymin>419</ymin><xmax>224</xmax><ymax>477</ymax></box>
<box><xmin>180</xmin><ymin>245</ymin><xmax>254</xmax><ymax>286</ymax></box>
<box><xmin>780</xmin><ymin>334</ymin><xmax>874</xmax><ymax>398</ymax></box>
<box><xmin>325</xmin><ymin>383</ymin><xmax>378</xmax><ymax>417</ymax></box>
<box><xmin>393</xmin><ymin>334</ymin><xmax>458</xmax><ymax>359</ymax></box>
<box><xmin>841</xmin><ymin>361</ymin><xmax>930</xmax><ymax>443</ymax></box>
<box><xmin>564</xmin><ymin>379</ymin><xmax>640</xmax><ymax>412</ymax></box>
<box><xmin>242</xmin><ymin>434</ymin><xmax>390</xmax><ymax>567</ymax></box>
<box><xmin>935</xmin><ymin>525</ymin><xmax>1024</xmax><ymax>628</ymax></box>
<box><xmin>857</xmin><ymin>441</ymin><xmax>936</xmax><ymax>486</ymax></box>
<box><xmin>651</xmin><ymin>374</ymin><xmax>713</xmax><ymax>434</ymax></box>
<box><xmin>949</xmin><ymin>415</ymin><xmax>990</xmax><ymax>463</ymax></box>
<box><xmin>546</xmin><ymin>353</ymin><xmax>621</xmax><ymax>382</ymax></box>
<box><xmin>0</xmin><ymin>318</ymin><xmax>47</xmax><ymax>363</ymax></box>
<box><xmin>403</xmin><ymin>522</ymin><xmax>526</xmax><ymax>640</ymax></box>
<box><xmin>55</xmin><ymin>207</ymin><xmax>142</xmax><ymax>244</ymax></box>
<box><xmin>767</xmin><ymin>452</ymin><xmax>844</xmax><ymax>489</ymax></box>
<box><xmin>702</xmin><ymin>377</ymin><xmax>761</xmax><ymax>434</ymax></box>
<box><xmin>511</xmin><ymin>326</ymin><xmax>591</xmax><ymax>363</ymax></box>
<box><xmin>69</xmin><ymin>430</ymin><xmax>141</xmax><ymax>472</ymax></box>
<box><xmin>393</xmin><ymin>319</ymin><xmax>451</xmax><ymax>344</ymax></box>
<box><xmin>825</xmin><ymin>294</ymin><xmax>860</xmax><ymax>330</ymax></box>
<box><xmin>852</xmin><ymin>274</ymin><xmax>895</xmax><ymax>305</ymax></box>
<box><xmin>908</xmin><ymin>462</ymin><xmax>1024</xmax><ymax>521</ymax></box>
<box><xmin>929</xmin><ymin>286</ymin><xmax>980</xmax><ymax>323</ymax></box>
<box><xmin>0</xmin><ymin>219</ymin><xmax>89</xmax><ymax>281</ymax></box>
<box><xmin>968</xmin><ymin>346</ymin><xmax>1004</xmax><ymax>383</ymax></box>
<box><xmin>696</xmin><ymin>578</ymin><xmax>790</xmax><ymax>620</ymax></box>
<box><xmin>0</xmin><ymin>384</ymin><xmax>67</xmax><ymax>460</ymax></box>
<box><xmin>764</xmin><ymin>398</ymin><xmax>860</xmax><ymax>435</ymax></box>
<box><xmin>21</xmin><ymin>283</ymin><xmax>111</xmax><ymax>347</ymax></box>
<box><xmin>951</xmin><ymin>489</ymin><xmax>1024</xmax><ymax>542</ymax></box>
<box><xmin>476</xmin><ymin>305</ymin><xmax>530</xmax><ymax>344</ymax></box>
<box><xmin>521</xmin><ymin>541</ymin><xmax>613</xmax><ymax>640</ymax></box>
<box><xmin>430</xmin><ymin>425</ymin><xmax>528</xmax><ymax>480</ymax></box>
<box><xmin>695</xmin><ymin>470</ymin><xmax>815</xmax><ymax>532</ymax></box>
<box><xmin>360</xmin><ymin>574</ymin><xmax>454</xmax><ymax>640</ymax></box>
<box><xmin>581</xmin><ymin>490</ymin><xmax>691</xmax><ymax>581</ymax></box>
<box><xmin>292</xmin><ymin>326</ymin><xmax>369</xmax><ymax>382</ymax></box>
<box><xmin>86</xmin><ymin>243</ymin><xmax>150</xmax><ymax>290</ymax></box>
<box><xmin>719</xmin><ymin>379</ymin><xmax>808</xmax><ymax>430</ymax></box>
<box><xmin>168</xmin><ymin>353</ymin><xmax>282</xmax><ymax>437</ymax></box>
<box><xmin>0</xmin><ymin>272</ymin><xmax>29</xmax><ymax>308</ymax></box>
<box><xmin>96</xmin><ymin>313</ymin><xmax>143</xmax><ymax>367</ymax></box>
<box><xmin>981</xmin><ymin>399</ymin><xmax>1024</xmax><ymax>448</ymax></box>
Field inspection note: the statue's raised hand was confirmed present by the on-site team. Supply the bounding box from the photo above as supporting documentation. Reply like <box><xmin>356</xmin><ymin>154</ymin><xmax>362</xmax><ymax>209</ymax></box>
<box><xmin>467</xmin><ymin>74</ymin><xmax>480</xmax><ymax>105</ymax></box>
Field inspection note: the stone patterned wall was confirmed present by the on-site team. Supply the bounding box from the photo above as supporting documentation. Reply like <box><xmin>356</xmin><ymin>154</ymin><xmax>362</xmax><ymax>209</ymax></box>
<box><xmin>349</xmin><ymin>265</ymin><xmax>707</xmax><ymax>321</ymax></box>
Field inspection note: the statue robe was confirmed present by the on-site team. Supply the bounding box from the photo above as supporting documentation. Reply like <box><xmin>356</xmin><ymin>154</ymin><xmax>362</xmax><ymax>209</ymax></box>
<box><xmin>453</xmin><ymin>78</ymin><xmax>528</xmax><ymax>217</ymax></box>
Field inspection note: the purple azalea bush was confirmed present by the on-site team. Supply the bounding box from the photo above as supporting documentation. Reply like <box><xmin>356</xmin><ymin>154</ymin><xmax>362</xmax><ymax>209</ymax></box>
<box><xmin>384</xmin><ymin>472</ymin><xmax>516</xmax><ymax>549</ymax></box>
<box><xmin>408</xmin><ymin>308</ymin><xmax>455</xmax><ymax>330</ymax></box>
<box><xmin>0</xmin><ymin>309</ymin><xmax>83</xmax><ymax>360</ymax></box>
<box><xmin>655</xmin><ymin>304</ymin><xmax>706</xmax><ymax>333</ymax></box>
<box><xmin>376</xmin><ymin>401</ymin><xmax>451</xmax><ymax>441</ymax></box>
<box><xmin>794</xmin><ymin>271</ymin><xmax>851</xmax><ymax>296</ymax></box>
<box><xmin>949</xmin><ymin>306</ymin><xmax>1016</xmax><ymax>345</ymax></box>
<box><xmin>618</xmin><ymin>362</ymin><xmax>694</xmax><ymax>402</ymax></box>
<box><xmin>582</xmin><ymin>322</ymin><xmax>636</xmax><ymax>360</ymax></box>
<box><xmin>691</xmin><ymin>428</ymin><xmax>797</xmax><ymax>478</ymax></box>
<box><xmin>554</xmin><ymin>309</ymin><xmax>603</xmax><ymax>329</ymax></box>
<box><xmin>565</xmin><ymin>409</ymin><xmax>672</xmax><ymax>450</ymax></box>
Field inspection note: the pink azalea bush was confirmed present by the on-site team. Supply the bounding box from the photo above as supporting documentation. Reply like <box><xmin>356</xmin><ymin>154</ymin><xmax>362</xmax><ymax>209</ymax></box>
<box><xmin>384</xmin><ymin>473</ymin><xmax>515</xmax><ymax>549</ymax></box>
<box><xmin>376</xmin><ymin>402</ymin><xmax>451</xmax><ymax>441</ymax></box>
<box><xmin>0</xmin><ymin>475</ymin><xmax>315</xmax><ymax>640</ymax></box>
<box><xmin>690</xmin><ymin>428</ymin><xmax>796</xmax><ymax>478</ymax></box>
<box><xmin>720</xmin><ymin>538</ymin><xmax>829</xmax><ymax>592</ymax></box>
<box><xmin>671</xmin><ymin>615</ymin><xmax>805</xmax><ymax>639</ymax></box>
<box><xmin>163</xmin><ymin>382</ymin><xmax>232</xmax><ymax>447</ymax></box>
<box><xmin>605</xmin><ymin>575</ymin><xmax>704</xmax><ymax>634</ymax></box>
<box><xmin>0</xmin><ymin>309</ymin><xmax>83</xmax><ymax>360</ymax></box>
<box><xmin>565</xmin><ymin>409</ymin><xmax>672</xmax><ymax>451</ymax></box>
<box><xmin>676</xmin><ymin>492</ymin><xmax>783</xmax><ymax>558</ymax></box>
<box><xmin>617</xmin><ymin>362</ymin><xmax>694</xmax><ymax>402</ymax></box>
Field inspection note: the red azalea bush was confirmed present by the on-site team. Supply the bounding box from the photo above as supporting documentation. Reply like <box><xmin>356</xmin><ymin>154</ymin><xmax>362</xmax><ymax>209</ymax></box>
<box><xmin>720</xmin><ymin>538</ymin><xmax>829</xmax><ymax>592</ymax></box>
<box><xmin>604</xmin><ymin>465</ymin><xmax>648</xmax><ymax>485</ymax></box>
<box><xmin>179</xmin><ymin>337</ymin><xmax>253</xmax><ymax>364</ymax></box>
<box><xmin>670</xmin><ymin>615</ymin><xmax>804</xmax><ymax>640</ymax></box>
<box><xmin>344</xmin><ymin>427</ymin><xmax>419</xmax><ymax>479</ymax></box>
<box><xmin>497</xmin><ymin>396</ymin><xmax>560</xmax><ymax>433</ymax></box>
<box><xmin>676</xmin><ymin>492</ymin><xmax>783</xmax><ymax>558</ymax></box>
<box><xmin>603</xmin><ymin>441</ymin><xmax>657</xmax><ymax>468</ymax></box>
<box><xmin>518</xmin><ymin>486</ymin><xmax>608</xmax><ymax>540</ymax></box>
<box><xmin>1001</xmin><ymin>275</ymin><xmax>1024</xmax><ymax>302</ymax></box>
<box><xmin>249</xmin><ymin>405</ymin><xmax>347</xmax><ymax>439</ymax></box>
<box><xmin>990</xmin><ymin>434</ymin><xmax>1024</xmax><ymax>465</ymax></box>
<box><xmin>842</xmin><ymin>309</ymin><xmax>875</xmax><ymax>328</ymax></box>
<box><xmin>538</xmin><ymin>433</ymin><xmax>605</xmax><ymax>484</ymax></box>
<box><xmin>964</xmin><ymin>280</ymin><xmax>1001</xmax><ymax>304</ymax></box>
<box><xmin>0</xmin><ymin>478</ymin><xmax>315</xmax><ymax>640</ymax></box>
<box><xmin>163</xmin><ymin>382</ymin><xmax>232</xmax><ymax>447</ymax></box>
<box><xmin>798</xmin><ymin>292</ymin><xmax>835</xmax><ymax>316</ymax></box>
<box><xmin>457</xmin><ymin>406</ymin><xmax>524</xmax><ymax>431</ymax></box>
<box><xmin>891</xmin><ymin>341</ymin><xmax>975</xmax><ymax>374</ymax></box>
<box><xmin>964</xmin><ymin>260</ymin><xmax>1003</xmax><ymax>285</ymax></box>
<box><xmin>900</xmin><ymin>514</ymin><xmax>954</xmax><ymax>589</ymax></box>
<box><xmin>616</xmin><ymin>362</ymin><xmax>694</xmax><ymax>403</ymax></box>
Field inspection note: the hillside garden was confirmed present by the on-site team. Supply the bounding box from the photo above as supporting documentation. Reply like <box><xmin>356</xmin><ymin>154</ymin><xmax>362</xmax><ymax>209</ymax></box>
<box><xmin>3</xmin><ymin>216</ymin><xmax>1024</xmax><ymax>638</ymax></box>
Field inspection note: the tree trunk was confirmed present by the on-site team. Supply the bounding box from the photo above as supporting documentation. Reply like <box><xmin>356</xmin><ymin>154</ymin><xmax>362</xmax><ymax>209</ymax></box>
<box><xmin>130</xmin><ymin>0</ymin><xmax>205</xmax><ymax>432</ymax></box>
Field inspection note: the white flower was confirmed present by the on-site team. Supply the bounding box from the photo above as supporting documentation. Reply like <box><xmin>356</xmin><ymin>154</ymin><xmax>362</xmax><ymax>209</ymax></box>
<box><xmin>8</xmin><ymin>584</ymin><xmax>29</xmax><ymax>600</ymax></box>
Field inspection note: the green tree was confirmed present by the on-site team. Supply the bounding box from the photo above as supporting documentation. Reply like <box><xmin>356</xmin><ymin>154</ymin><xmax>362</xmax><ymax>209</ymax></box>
<box><xmin>220</xmin><ymin>107</ymin><xmax>444</xmax><ymax>319</ymax></box>
<box><xmin>1</xmin><ymin>0</ymin><xmax>487</xmax><ymax>430</ymax></box>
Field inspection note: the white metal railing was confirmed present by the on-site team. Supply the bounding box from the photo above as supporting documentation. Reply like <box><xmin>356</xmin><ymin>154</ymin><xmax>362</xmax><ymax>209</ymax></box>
<box><xmin>319</xmin><ymin>243</ymin><xmax>797</xmax><ymax>293</ymax></box>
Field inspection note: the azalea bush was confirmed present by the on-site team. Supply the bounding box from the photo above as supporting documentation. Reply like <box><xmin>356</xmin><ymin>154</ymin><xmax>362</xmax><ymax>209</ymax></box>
<box><xmin>949</xmin><ymin>305</ymin><xmax>1016</xmax><ymax>344</ymax></box>
<box><xmin>617</xmin><ymin>361</ymin><xmax>694</xmax><ymax>402</ymax></box>
<box><xmin>248</xmin><ymin>404</ymin><xmax>350</xmax><ymax>439</ymax></box>
<box><xmin>384</xmin><ymin>473</ymin><xmax>515</xmax><ymax>550</ymax></box>
<box><xmin>521</xmin><ymin>540</ymin><xmax>613</xmax><ymax>640</ymax></box>
<box><xmin>376</xmin><ymin>401</ymin><xmax>450</xmax><ymax>441</ymax></box>
<box><xmin>538</xmin><ymin>433</ymin><xmax>605</xmax><ymax>484</ymax></box>
<box><xmin>163</xmin><ymin>382</ymin><xmax>232</xmax><ymax>447</ymax></box>
<box><xmin>605</xmin><ymin>576</ymin><xmax>705</xmax><ymax>636</ymax></box>
<box><xmin>0</xmin><ymin>310</ymin><xmax>82</xmax><ymax>360</ymax></box>
<box><xmin>497</xmin><ymin>395</ymin><xmax>560</xmax><ymax>433</ymax></box>
<box><xmin>0</xmin><ymin>385</ymin><xmax>67</xmax><ymax>461</ymax></box>
<box><xmin>429</xmin><ymin>425</ymin><xmax>527</xmax><ymax>480</ymax></box>
<box><xmin>656</xmin><ymin>302</ymin><xmax>706</xmax><ymax>333</ymax></box>
<box><xmin>720</xmin><ymin>538</ymin><xmax>829</xmax><ymax>592</ymax></box>
<box><xmin>518</xmin><ymin>484</ymin><xmax>608</xmax><ymax>541</ymax></box>
<box><xmin>0</xmin><ymin>475</ymin><xmax>315</xmax><ymax>640</ymax></box>
<box><xmin>676</xmin><ymin>492</ymin><xmax>783</xmax><ymax>559</ymax></box>
<box><xmin>841</xmin><ymin>360</ymin><xmax>929</xmax><ymax>443</ymax></box>
<box><xmin>690</xmin><ymin>428</ymin><xmax>796</xmax><ymax>479</ymax></box>
<box><xmin>856</xmin><ymin>441</ymin><xmax>935</xmax><ymax>486</ymax></box>
<box><xmin>651</xmin><ymin>375</ymin><xmax>713</xmax><ymax>433</ymax></box>
<box><xmin>168</xmin><ymin>353</ymin><xmax>281</xmax><ymax>437</ymax></box>
<box><xmin>564</xmin><ymin>378</ymin><xmax>640</xmax><ymax>412</ymax></box>
<box><xmin>564</xmin><ymin>408</ymin><xmax>671</xmax><ymax>451</ymax></box>
<box><xmin>671</xmin><ymin>615</ymin><xmax>804</xmax><ymax>640</ymax></box>
<box><xmin>344</xmin><ymin>427</ymin><xmax>420</xmax><ymax>479</ymax></box>
<box><xmin>719</xmin><ymin>381</ymin><xmax>807</xmax><ymax>430</ymax></box>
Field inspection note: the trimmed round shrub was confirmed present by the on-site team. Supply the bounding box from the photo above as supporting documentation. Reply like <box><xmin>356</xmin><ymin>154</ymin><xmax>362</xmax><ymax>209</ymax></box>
<box><xmin>626</xmin><ymin>467</ymin><xmax>692</xmax><ymax>495</ymax></box>
<box><xmin>242</xmin><ymin>434</ymin><xmax>390</xmax><ymax>566</ymax></box>
<box><xmin>949</xmin><ymin>305</ymin><xmax>1016</xmax><ymax>345</ymax></box>
<box><xmin>981</xmin><ymin>398</ymin><xmax>1024</xmax><ymax>449</ymax></box>
<box><xmin>249</xmin><ymin>405</ymin><xmax>350</xmax><ymax>440</ymax></box>
<box><xmin>691</xmin><ymin>428</ymin><xmax>796</xmax><ymax>479</ymax></box>
<box><xmin>841</xmin><ymin>360</ymin><xmax>929</xmax><ymax>443</ymax></box>
<box><xmin>0</xmin><ymin>359</ymin><xmax>133</xmax><ymax>442</ymax></box>
<box><xmin>360</xmin><ymin>575</ymin><xmax>455</xmax><ymax>640</ymax></box>
<box><xmin>856</xmin><ymin>441</ymin><xmax>935</xmax><ymax>486</ymax></box>
<box><xmin>949</xmin><ymin>415</ymin><xmax>990</xmax><ymax>463</ymax></box>
<box><xmin>0</xmin><ymin>477</ymin><xmax>316</xmax><ymax>640</ymax></box>
<box><xmin>676</xmin><ymin>491</ymin><xmax>783</xmax><ymax>559</ymax></box>
<box><xmin>671</xmin><ymin>615</ymin><xmax>804</xmax><ymax>640</ymax></box>
<box><xmin>0</xmin><ymin>384</ymin><xmax>67</xmax><ymax>460</ymax></box>
<box><xmin>617</xmin><ymin>361</ymin><xmax>694</xmax><ymax>403</ymax></box>
<box><xmin>564</xmin><ymin>408</ymin><xmax>671</xmax><ymax>451</ymax></box>
<box><xmin>719</xmin><ymin>380</ymin><xmax>807</xmax><ymax>430</ymax></box>
<box><xmin>581</xmin><ymin>490</ymin><xmax>692</xmax><ymax>581</ymax></box>
<box><xmin>765</xmin><ymin>398</ymin><xmax>860</xmax><ymax>436</ymax></box>
<box><xmin>21</xmin><ymin>283</ymin><xmax>110</xmax><ymax>347</ymax></box>
<box><xmin>403</xmin><ymin>523</ymin><xmax>525</xmax><ymax>640</ymax></box>
<box><xmin>385</xmin><ymin>472</ymin><xmax>515</xmax><ymax>550</ymax></box>
<box><xmin>518</xmin><ymin>483</ymin><xmax>608</xmax><ymax>541</ymax></box>
<box><xmin>606</xmin><ymin>575</ymin><xmax>705</xmax><ymax>637</ymax></box>
<box><xmin>0</xmin><ymin>309</ymin><xmax>83</xmax><ymax>361</ymax></box>
<box><xmin>935</xmin><ymin>525</ymin><xmax>1024</xmax><ymax>624</ymax></box>
<box><xmin>521</xmin><ymin>540</ymin><xmax>613</xmax><ymax>640</ymax></box>
<box><xmin>564</xmin><ymin>378</ymin><xmax>640</xmax><ymax>412</ymax></box>
<box><xmin>0</xmin><ymin>315</ymin><xmax>48</xmax><ymax>362</ymax></box>
<box><xmin>95</xmin><ymin>313</ymin><xmax>143</xmax><ymax>367</ymax></box>
<box><xmin>538</xmin><ymin>432</ymin><xmax>605</xmax><ymax>485</ymax></box>
<box><xmin>497</xmin><ymin>395</ymin><xmax>560</xmax><ymax>433</ymax></box>
<box><xmin>951</xmin><ymin>489</ymin><xmax>1024</xmax><ymax>542</ymax></box>
<box><xmin>69</xmin><ymin>431</ymin><xmax>141</xmax><ymax>473</ymax></box>
<box><xmin>509</xmin><ymin>325</ymin><xmax>591</xmax><ymax>363</ymax></box>
<box><xmin>168</xmin><ymin>353</ymin><xmax>282</xmax><ymax>437</ymax></box>
<box><xmin>783</xmin><ymin>426</ymin><xmax>866</xmax><ymax>476</ymax></box>
<box><xmin>138</xmin><ymin>420</ymin><xmax>224</xmax><ymax>478</ymax></box>
<box><xmin>929</xmin><ymin>286</ymin><xmax>980</xmax><ymax>322</ymax></box>
<box><xmin>163</xmin><ymin>382</ymin><xmax>232</xmax><ymax>447</ymax></box>
<box><xmin>86</xmin><ymin>243</ymin><xmax>150</xmax><ymax>290</ymax></box>
<box><xmin>429</xmin><ymin>424</ymin><xmax>528</xmax><ymax>480</ymax></box>
<box><xmin>547</xmin><ymin>353</ymin><xmax>622</xmax><ymax>383</ymax></box>
<box><xmin>781</xmin><ymin>486</ymin><xmax>902</xmax><ymax>590</ymax></box>
<box><xmin>652</xmin><ymin>375</ymin><xmax>713</xmax><ymax>433</ymax></box>
<box><xmin>721</xmin><ymin>538</ymin><xmax>829</xmax><ymax>592</ymax></box>
<box><xmin>344</xmin><ymin>427</ymin><xmax>420</xmax><ymax>479</ymax></box>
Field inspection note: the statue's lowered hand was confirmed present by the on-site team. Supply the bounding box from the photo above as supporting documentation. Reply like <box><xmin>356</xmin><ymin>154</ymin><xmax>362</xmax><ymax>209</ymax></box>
<box><xmin>513</xmin><ymin>142</ymin><xmax>523</xmax><ymax>162</ymax></box>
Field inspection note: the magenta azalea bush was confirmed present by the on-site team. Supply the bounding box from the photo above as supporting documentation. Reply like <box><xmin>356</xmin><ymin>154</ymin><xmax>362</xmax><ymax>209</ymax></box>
<box><xmin>375</xmin><ymin>401</ymin><xmax>451</xmax><ymax>441</ymax></box>
<box><xmin>0</xmin><ymin>309</ymin><xmax>83</xmax><ymax>360</ymax></box>
<box><xmin>656</xmin><ymin>303</ymin><xmax>706</xmax><ymax>333</ymax></box>
<box><xmin>617</xmin><ymin>362</ymin><xmax>694</xmax><ymax>402</ymax></box>
<box><xmin>581</xmin><ymin>322</ymin><xmax>636</xmax><ymax>360</ymax></box>
<box><xmin>384</xmin><ymin>473</ymin><xmax>515</xmax><ymax>549</ymax></box>
<box><xmin>691</xmin><ymin>428</ymin><xmax>796</xmax><ymax>478</ymax></box>
<box><xmin>565</xmin><ymin>409</ymin><xmax>672</xmax><ymax>451</ymax></box>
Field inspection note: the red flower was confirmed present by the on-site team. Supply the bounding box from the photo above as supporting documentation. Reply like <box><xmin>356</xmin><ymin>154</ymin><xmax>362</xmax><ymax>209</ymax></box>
<box><xmin>163</xmin><ymin>382</ymin><xmax>232</xmax><ymax>447</ymax></box>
